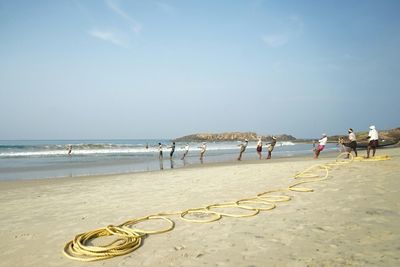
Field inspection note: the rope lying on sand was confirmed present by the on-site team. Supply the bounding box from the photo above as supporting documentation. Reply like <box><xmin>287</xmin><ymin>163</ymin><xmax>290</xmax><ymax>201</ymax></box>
<box><xmin>63</xmin><ymin>153</ymin><xmax>391</xmax><ymax>262</ymax></box>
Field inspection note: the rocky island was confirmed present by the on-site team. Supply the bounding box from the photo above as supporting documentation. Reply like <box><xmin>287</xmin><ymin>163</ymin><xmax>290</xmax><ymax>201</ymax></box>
<box><xmin>173</xmin><ymin>132</ymin><xmax>296</xmax><ymax>142</ymax></box>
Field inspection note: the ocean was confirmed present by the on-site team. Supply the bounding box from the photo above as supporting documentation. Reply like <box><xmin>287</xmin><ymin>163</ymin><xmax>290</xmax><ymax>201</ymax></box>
<box><xmin>0</xmin><ymin>139</ymin><xmax>338</xmax><ymax>181</ymax></box>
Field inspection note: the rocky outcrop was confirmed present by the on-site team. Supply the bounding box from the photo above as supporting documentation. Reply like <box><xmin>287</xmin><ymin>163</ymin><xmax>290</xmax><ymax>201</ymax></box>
<box><xmin>174</xmin><ymin>132</ymin><xmax>296</xmax><ymax>142</ymax></box>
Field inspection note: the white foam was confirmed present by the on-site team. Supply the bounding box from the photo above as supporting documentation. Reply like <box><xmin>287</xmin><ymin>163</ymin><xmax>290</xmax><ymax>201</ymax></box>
<box><xmin>279</xmin><ymin>141</ymin><xmax>295</xmax><ymax>146</ymax></box>
<box><xmin>0</xmin><ymin>141</ymin><xmax>299</xmax><ymax>158</ymax></box>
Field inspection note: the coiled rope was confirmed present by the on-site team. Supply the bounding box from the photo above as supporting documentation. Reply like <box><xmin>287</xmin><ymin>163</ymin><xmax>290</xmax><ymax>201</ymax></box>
<box><xmin>63</xmin><ymin>153</ymin><xmax>391</xmax><ymax>261</ymax></box>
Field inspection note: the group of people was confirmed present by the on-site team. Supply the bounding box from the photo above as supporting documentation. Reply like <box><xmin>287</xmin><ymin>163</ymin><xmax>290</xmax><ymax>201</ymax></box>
<box><xmin>157</xmin><ymin>142</ymin><xmax>206</xmax><ymax>161</ymax></box>
<box><xmin>256</xmin><ymin>136</ymin><xmax>277</xmax><ymax>160</ymax></box>
<box><xmin>238</xmin><ymin>136</ymin><xmax>277</xmax><ymax>161</ymax></box>
<box><xmin>156</xmin><ymin>136</ymin><xmax>279</xmax><ymax>162</ymax></box>
<box><xmin>248</xmin><ymin>136</ymin><xmax>276</xmax><ymax>160</ymax></box>
<box><xmin>314</xmin><ymin>125</ymin><xmax>380</xmax><ymax>159</ymax></box>
<box><xmin>67</xmin><ymin>125</ymin><xmax>381</xmax><ymax>161</ymax></box>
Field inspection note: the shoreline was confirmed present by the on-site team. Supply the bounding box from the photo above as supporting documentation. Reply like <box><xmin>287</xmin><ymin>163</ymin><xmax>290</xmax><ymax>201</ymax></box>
<box><xmin>3</xmin><ymin>139</ymin><xmax>397</xmax><ymax>182</ymax></box>
<box><xmin>0</xmin><ymin>149</ymin><xmax>338</xmax><ymax>188</ymax></box>
<box><xmin>1</xmin><ymin>143</ymin><xmax>397</xmax><ymax>185</ymax></box>
<box><xmin>0</xmin><ymin>140</ymin><xmax>312</xmax><ymax>181</ymax></box>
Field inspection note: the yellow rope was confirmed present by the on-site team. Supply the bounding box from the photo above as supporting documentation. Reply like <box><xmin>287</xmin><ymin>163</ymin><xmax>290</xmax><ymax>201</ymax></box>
<box><xmin>353</xmin><ymin>155</ymin><xmax>391</xmax><ymax>161</ymax></box>
<box><xmin>235</xmin><ymin>198</ymin><xmax>276</xmax><ymax>211</ymax></box>
<box><xmin>119</xmin><ymin>215</ymin><xmax>175</xmax><ymax>235</ymax></box>
<box><xmin>63</xmin><ymin>227</ymin><xmax>142</xmax><ymax>261</ymax></box>
<box><xmin>180</xmin><ymin>208</ymin><xmax>222</xmax><ymax>223</ymax></box>
<box><xmin>63</xmin><ymin>152</ymin><xmax>391</xmax><ymax>261</ymax></box>
<box><xmin>206</xmin><ymin>202</ymin><xmax>260</xmax><ymax>218</ymax></box>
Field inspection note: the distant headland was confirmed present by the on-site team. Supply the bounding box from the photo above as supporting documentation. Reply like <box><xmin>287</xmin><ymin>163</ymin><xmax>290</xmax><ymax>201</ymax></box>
<box><xmin>173</xmin><ymin>132</ymin><xmax>296</xmax><ymax>142</ymax></box>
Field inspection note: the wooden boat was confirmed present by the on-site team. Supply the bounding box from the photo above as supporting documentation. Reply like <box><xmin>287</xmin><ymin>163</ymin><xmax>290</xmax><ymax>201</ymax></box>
<box><xmin>354</xmin><ymin>140</ymin><xmax>399</xmax><ymax>149</ymax></box>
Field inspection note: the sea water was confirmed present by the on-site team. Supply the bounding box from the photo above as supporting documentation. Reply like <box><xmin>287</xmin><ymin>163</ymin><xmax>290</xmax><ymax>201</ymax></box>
<box><xmin>0</xmin><ymin>140</ymin><xmax>338</xmax><ymax>180</ymax></box>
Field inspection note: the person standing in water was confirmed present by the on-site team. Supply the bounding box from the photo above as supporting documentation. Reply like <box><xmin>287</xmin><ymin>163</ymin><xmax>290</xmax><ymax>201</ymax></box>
<box><xmin>237</xmin><ymin>139</ymin><xmax>249</xmax><ymax>161</ymax></box>
<box><xmin>256</xmin><ymin>137</ymin><xmax>263</xmax><ymax>160</ymax></box>
<box><xmin>169</xmin><ymin>142</ymin><xmax>176</xmax><ymax>158</ymax></box>
<box><xmin>266</xmin><ymin>136</ymin><xmax>277</xmax><ymax>159</ymax></box>
<box><xmin>199</xmin><ymin>142</ymin><xmax>207</xmax><ymax>161</ymax></box>
<box><xmin>181</xmin><ymin>143</ymin><xmax>190</xmax><ymax>160</ymax></box>
<box><xmin>158</xmin><ymin>142</ymin><xmax>163</xmax><ymax>160</ymax></box>
<box><xmin>367</xmin><ymin>125</ymin><xmax>379</xmax><ymax>158</ymax></box>
<box><xmin>67</xmin><ymin>145</ymin><xmax>72</xmax><ymax>155</ymax></box>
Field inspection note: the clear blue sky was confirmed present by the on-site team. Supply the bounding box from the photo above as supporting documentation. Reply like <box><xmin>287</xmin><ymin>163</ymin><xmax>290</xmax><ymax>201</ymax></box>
<box><xmin>1</xmin><ymin>0</ymin><xmax>399</xmax><ymax>139</ymax></box>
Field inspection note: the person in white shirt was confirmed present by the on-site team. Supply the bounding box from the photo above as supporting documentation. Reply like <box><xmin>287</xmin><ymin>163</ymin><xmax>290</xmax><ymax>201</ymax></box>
<box><xmin>343</xmin><ymin>128</ymin><xmax>358</xmax><ymax>157</ymax></box>
<box><xmin>199</xmin><ymin>142</ymin><xmax>207</xmax><ymax>161</ymax></box>
<box><xmin>314</xmin><ymin>133</ymin><xmax>328</xmax><ymax>159</ymax></box>
<box><xmin>181</xmin><ymin>144</ymin><xmax>190</xmax><ymax>160</ymax></box>
<box><xmin>256</xmin><ymin>137</ymin><xmax>263</xmax><ymax>160</ymax></box>
<box><xmin>367</xmin><ymin>125</ymin><xmax>379</xmax><ymax>158</ymax></box>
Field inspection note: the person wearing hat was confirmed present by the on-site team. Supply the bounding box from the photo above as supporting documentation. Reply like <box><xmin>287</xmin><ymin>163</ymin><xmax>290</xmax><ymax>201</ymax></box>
<box><xmin>367</xmin><ymin>125</ymin><xmax>379</xmax><ymax>158</ymax></box>
<box><xmin>343</xmin><ymin>128</ymin><xmax>358</xmax><ymax>157</ymax></box>
<box><xmin>314</xmin><ymin>133</ymin><xmax>328</xmax><ymax>159</ymax></box>
<box><xmin>266</xmin><ymin>136</ymin><xmax>277</xmax><ymax>159</ymax></box>
<box><xmin>237</xmin><ymin>139</ymin><xmax>249</xmax><ymax>161</ymax></box>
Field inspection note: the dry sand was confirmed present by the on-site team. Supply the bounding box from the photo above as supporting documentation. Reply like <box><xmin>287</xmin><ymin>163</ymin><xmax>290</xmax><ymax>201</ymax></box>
<box><xmin>0</xmin><ymin>148</ymin><xmax>399</xmax><ymax>266</ymax></box>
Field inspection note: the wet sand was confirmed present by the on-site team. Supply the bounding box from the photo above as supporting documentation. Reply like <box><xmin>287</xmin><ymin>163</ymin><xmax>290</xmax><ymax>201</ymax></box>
<box><xmin>0</xmin><ymin>148</ymin><xmax>399</xmax><ymax>266</ymax></box>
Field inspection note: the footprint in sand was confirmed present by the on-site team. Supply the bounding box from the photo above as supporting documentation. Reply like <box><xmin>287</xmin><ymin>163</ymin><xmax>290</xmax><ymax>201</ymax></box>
<box><xmin>14</xmin><ymin>233</ymin><xmax>33</xmax><ymax>240</ymax></box>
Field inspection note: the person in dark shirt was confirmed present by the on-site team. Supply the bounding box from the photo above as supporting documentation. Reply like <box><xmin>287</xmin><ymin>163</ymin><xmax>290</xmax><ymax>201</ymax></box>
<box><xmin>158</xmin><ymin>143</ymin><xmax>163</xmax><ymax>160</ymax></box>
<box><xmin>67</xmin><ymin>145</ymin><xmax>72</xmax><ymax>155</ymax></box>
<box><xmin>169</xmin><ymin>142</ymin><xmax>176</xmax><ymax>158</ymax></box>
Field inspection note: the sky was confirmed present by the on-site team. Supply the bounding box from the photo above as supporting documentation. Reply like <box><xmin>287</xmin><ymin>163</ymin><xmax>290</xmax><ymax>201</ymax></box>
<box><xmin>0</xmin><ymin>0</ymin><xmax>399</xmax><ymax>140</ymax></box>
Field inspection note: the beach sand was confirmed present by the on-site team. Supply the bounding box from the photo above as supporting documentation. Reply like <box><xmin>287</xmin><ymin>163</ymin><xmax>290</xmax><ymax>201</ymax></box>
<box><xmin>0</xmin><ymin>148</ymin><xmax>399</xmax><ymax>266</ymax></box>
